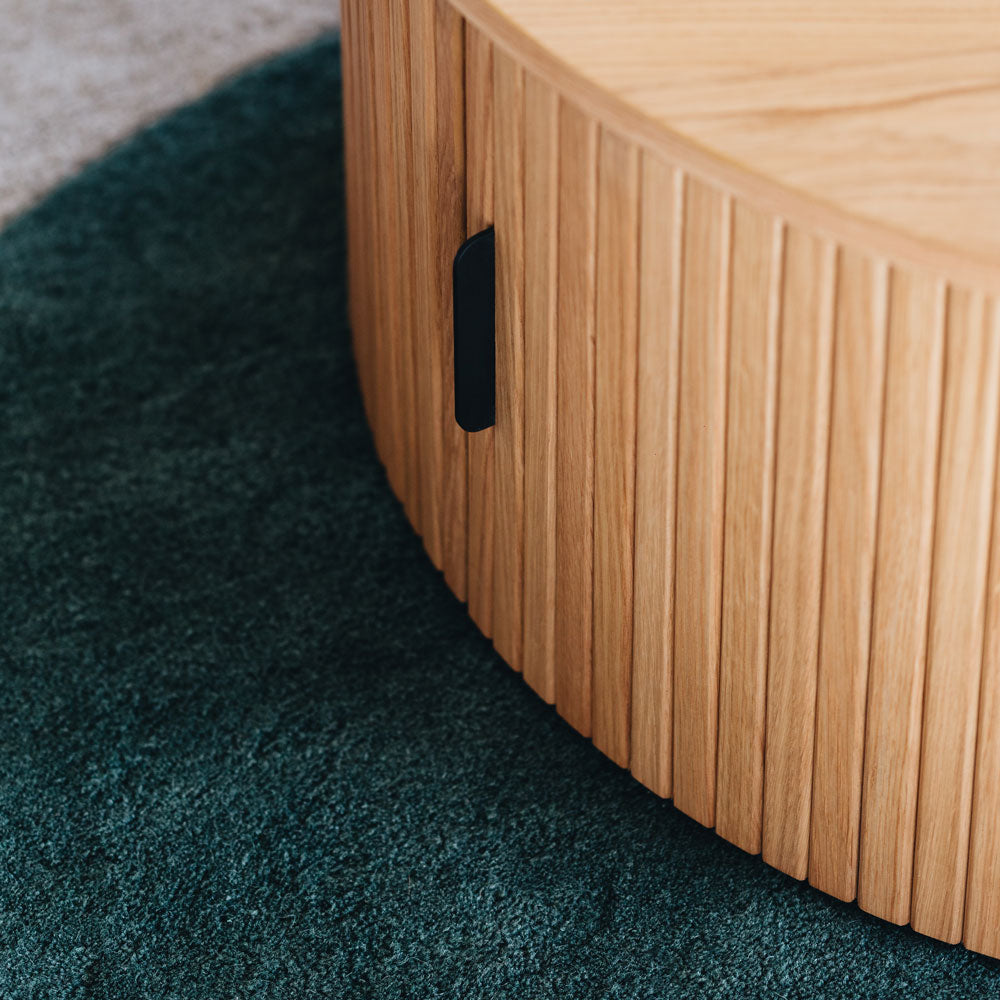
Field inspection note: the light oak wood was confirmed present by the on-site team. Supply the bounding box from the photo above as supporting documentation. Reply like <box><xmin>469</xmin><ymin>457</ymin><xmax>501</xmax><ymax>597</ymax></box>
<box><xmin>629</xmin><ymin>154</ymin><xmax>681</xmax><ymax>800</ymax></box>
<box><xmin>715</xmin><ymin>202</ymin><xmax>782</xmax><ymax>855</ymax></box>
<box><xmin>435</xmin><ymin>2</ymin><xmax>470</xmax><ymax>599</ymax></box>
<box><xmin>451</xmin><ymin>0</ymin><xmax>1000</xmax><ymax>289</ymax></box>
<box><xmin>521</xmin><ymin>72</ymin><xmax>559</xmax><ymax>703</ymax></box>
<box><xmin>408</xmin><ymin>0</ymin><xmax>468</xmax><ymax>594</ymax></box>
<box><xmin>367</xmin><ymin>1</ymin><xmax>403</xmax><ymax>501</ymax></box>
<box><xmin>553</xmin><ymin>99</ymin><xmax>598</xmax><ymax>736</ymax></box>
<box><xmin>407</xmin><ymin>0</ymin><xmax>444</xmax><ymax>569</ymax></box>
<box><xmin>344</xmin><ymin>0</ymin><xmax>1000</xmax><ymax>958</ymax></box>
<box><xmin>464</xmin><ymin>24</ymin><xmax>495</xmax><ymax>637</ymax></box>
<box><xmin>387</xmin><ymin>2</ymin><xmax>422</xmax><ymax>529</ymax></box>
<box><xmin>965</xmin><ymin>408</ymin><xmax>1000</xmax><ymax>956</ymax></box>
<box><xmin>672</xmin><ymin>177</ymin><xmax>730</xmax><ymax>827</ymax></box>
<box><xmin>808</xmin><ymin>249</ymin><xmax>889</xmax><ymax>902</ymax></box>
<box><xmin>911</xmin><ymin>292</ymin><xmax>1000</xmax><ymax>943</ymax></box>
<box><xmin>761</xmin><ymin>231</ymin><xmax>837</xmax><ymax>880</ymax></box>
<box><xmin>491</xmin><ymin>49</ymin><xmax>526</xmax><ymax>670</ymax></box>
<box><xmin>592</xmin><ymin>128</ymin><xmax>640</xmax><ymax>767</ymax></box>
<box><xmin>858</xmin><ymin>270</ymin><xmax>946</xmax><ymax>925</ymax></box>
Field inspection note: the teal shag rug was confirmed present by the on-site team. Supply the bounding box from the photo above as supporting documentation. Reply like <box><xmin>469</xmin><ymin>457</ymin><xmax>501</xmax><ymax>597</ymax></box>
<box><xmin>1</xmin><ymin>35</ymin><xmax>998</xmax><ymax>999</ymax></box>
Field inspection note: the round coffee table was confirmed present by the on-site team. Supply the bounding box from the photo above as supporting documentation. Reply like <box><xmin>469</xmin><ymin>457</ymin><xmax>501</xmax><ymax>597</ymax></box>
<box><xmin>340</xmin><ymin>0</ymin><xmax>1000</xmax><ymax>957</ymax></box>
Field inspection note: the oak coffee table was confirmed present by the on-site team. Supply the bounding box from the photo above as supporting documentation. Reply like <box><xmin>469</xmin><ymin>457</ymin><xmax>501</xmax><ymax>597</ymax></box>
<box><xmin>340</xmin><ymin>0</ymin><xmax>1000</xmax><ymax>958</ymax></box>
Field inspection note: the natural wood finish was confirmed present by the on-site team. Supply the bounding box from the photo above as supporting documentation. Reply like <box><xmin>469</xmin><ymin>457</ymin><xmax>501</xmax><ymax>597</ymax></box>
<box><xmin>367</xmin><ymin>1</ymin><xmax>404</xmax><ymax>500</ymax></box>
<box><xmin>408</xmin><ymin>0</ymin><xmax>468</xmax><ymax>595</ymax></box>
<box><xmin>341</xmin><ymin>0</ymin><xmax>362</xmax><ymax>369</ymax></box>
<box><xmin>629</xmin><ymin>154</ymin><xmax>681</xmax><ymax>800</ymax></box>
<box><xmin>761</xmin><ymin>231</ymin><xmax>837</xmax><ymax>880</ymax></box>
<box><xmin>491</xmin><ymin>49</ymin><xmax>526</xmax><ymax>670</ymax></box>
<box><xmin>352</xmin><ymin>2</ymin><xmax>381</xmax><ymax>439</ymax></box>
<box><xmin>553</xmin><ymin>99</ymin><xmax>598</xmax><ymax>736</ymax></box>
<box><xmin>858</xmin><ymin>270</ymin><xmax>946</xmax><ymax>925</ymax></box>
<box><xmin>911</xmin><ymin>291</ymin><xmax>1000</xmax><ymax>943</ymax></box>
<box><xmin>592</xmin><ymin>128</ymin><xmax>640</xmax><ymax>767</ymax></box>
<box><xmin>450</xmin><ymin>0</ymin><xmax>1000</xmax><ymax>288</ymax></box>
<box><xmin>407</xmin><ymin>0</ymin><xmax>443</xmax><ymax>567</ymax></box>
<box><xmin>965</xmin><ymin>381</ymin><xmax>1000</xmax><ymax>955</ymax></box>
<box><xmin>520</xmin><ymin>72</ymin><xmax>559</xmax><ymax>702</ymax></box>
<box><xmin>435</xmin><ymin>2</ymin><xmax>469</xmax><ymax>598</ymax></box>
<box><xmin>344</xmin><ymin>0</ymin><xmax>1000</xmax><ymax>958</ymax></box>
<box><xmin>808</xmin><ymin>249</ymin><xmax>889</xmax><ymax>902</ymax></box>
<box><xmin>715</xmin><ymin>202</ymin><xmax>782</xmax><ymax>855</ymax></box>
<box><xmin>464</xmin><ymin>24</ymin><xmax>495</xmax><ymax>637</ymax></box>
<box><xmin>387</xmin><ymin>2</ymin><xmax>421</xmax><ymax>529</ymax></box>
<box><xmin>672</xmin><ymin>177</ymin><xmax>730</xmax><ymax>827</ymax></box>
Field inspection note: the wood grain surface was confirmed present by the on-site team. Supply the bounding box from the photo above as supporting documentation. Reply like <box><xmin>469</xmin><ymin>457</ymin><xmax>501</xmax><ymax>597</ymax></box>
<box><xmin>553</xmin><ymin>99</ymin><xmax>598</xmax><ymax>737</ymax></box>
<box><xmin>450</xmin><ymin>0</ymin><xmax>1000</xmax><ymax>288</ymax></box>
<box><xmin>629</xmin><ymin>154</ymin><xmax>681</xmax><ymax>801</ymax></box>
<box><xmin>592</xmin><ymin>128</ymin><xmax>640</xmax><ymax>767</ymax></box>
<box><xmin>344</xmin><ymin>0</ymin><xmax>1000</xmax><ymax>959</ymax></box>
<box><xmin>464</xmin><ymin>23</ymin><xmax>495</xmax><ymax>637</ymax></box>
<box><xmin>672</xmin><ymin>178</ymin><xmax>730</xmax><ymax>827</ymax></box>
<box><xmin>521</xmin><ymin>73</ymin><xmax>560</xmax><ymax>702</ymax></box>
<box><xmin>714</xmin><ymin>202</ymin><xmax>781</xmax><ymax>856</ymax></box>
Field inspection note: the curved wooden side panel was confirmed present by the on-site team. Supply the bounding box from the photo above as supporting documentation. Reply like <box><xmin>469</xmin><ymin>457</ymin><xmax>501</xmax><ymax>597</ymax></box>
<box><xmin>342</xmin><ymin>0</ymin><xmax>1000</xmax><ymax>958</ymax></box>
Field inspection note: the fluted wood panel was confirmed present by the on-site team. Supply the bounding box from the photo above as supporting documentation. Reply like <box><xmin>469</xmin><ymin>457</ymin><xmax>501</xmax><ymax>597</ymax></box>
<box><xmin>464</xmin><ymin>23</ymin><xmax>495</xmax><ymax>637</ymax></box>
<box><xmin>408</xmin><ymin>0</ymin><xmax>468</xmax><ymax>595</ymax></box>
<box><xmin>715</xmin><ymin>202</ymin><xmax>781</xmax><ymax>855</ymax></box>
<box><xmin>343</xmin><ymin>0</ymin><xmax>1000</xmax><ymax>958</ymax></box>
<box><xmin>629</xmin><ymin>153</ymin><xmax>681</xmax><ymax>800</ymax></box>
<box><xmin>911</xmin><ymin>291</ymin><xmax>1000</xmax><ymax>942</ymax></box>
<box><xmin>592</xmin><ymin>129</ymin><xmax>640</xmax><ymax>768</ymax></box>
<box><xmin>858</xmin><ymin>272</ymin><xmax>946</xmax><ymax>925</ymax></box>
<box><xmin>492</xmin><ymin>49</ymin><xmax>526</xmax><ymax>671</ymax></box>
<box><xmin>672</xmin><ymin>179</ymin><xmax>731</xmax><ymax>828</ymax></box>
<box><xmin>808</xmin><ymin>250</ymin><xmax>889</xmax><ymax>902</ymax></box>
<box><xmin>965</xmin><ymin>426</ymin><xmax>1000</xmax><ymax>955</ymax></box>
<box><xmin>761</xmin><ymin>231</ymin><xmax>837</xmax><ymax>879</ymax></box>
<box><xmin>387</xmin><ymin>3</ymin><xmax>421</xmax><ymax>527</ymax></box>
<box><xmin>521</xmin><ymin>73</ymin><xmax>560</xmax><ymax>702</ymax></box>
<box><xmin>553</xmin><ymin>100</ymin><xmax>598</xmax><ymax>737</ymax></box>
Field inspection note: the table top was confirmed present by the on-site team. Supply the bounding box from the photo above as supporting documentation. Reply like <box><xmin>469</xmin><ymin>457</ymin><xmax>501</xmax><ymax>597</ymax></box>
<box><xmin>454</xmin><ymin>0</ymin><xmax>1000</xmax><ymax>286</ymax></box>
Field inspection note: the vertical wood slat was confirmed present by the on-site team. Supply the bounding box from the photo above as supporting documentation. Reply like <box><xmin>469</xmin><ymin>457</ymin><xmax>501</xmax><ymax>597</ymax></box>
<box><xmin>672</xmin><ymin>178</ymin><xmax>731</xmax><ymax>827</ymax></box>
<box><xmin>592</xmin><ymin>129</ymin><xmax>641</xmax><ymax>767</ymax></box>
<box><xmin>858</xmin><ymin>270</ymin><xmax>946</xmax><ymax>925</ymax></box>
<box><xmin>464</xmin><ymin>25</ymin><xmax>495</xmax><ymax>636</ymax></box>
<box><xmin>965</xmin><ymin>303</ymin><xmax>1000</xmax><ymax>957</ymax></box>
<box><xmin>434</xmin><ymin>1</ymin><xmax>469</xmax><ymax>599</ymax></box>
<box><xmin>343</xmin><ymin>0</ymin><xmax>375</xmax><ymax>422</ymax></box>
<box><xmin>492</xmin><ymin>50</ymin><xmax>526</xmax><ymax>670</ymax></box>
<box><xmin>808</xmin><ymin>250</ymin><xmax>889</xmax><ymax>901</ymax></box>
<box><xmin>387</xmin><ymin>1</ymin><xmax>421</xmax><ymax>528</ymax></box>
<box><xmin>408</xmin><ymin>0</ymin><xmax>446</xmax><ymax>571</ymax></box>
<box><xmin>367</xmin><ymin>1</ymin><xmax>402</xmax><ymax>493</ymax></box>
<box><xmin>356</xmin><ymin>2</ymin><xmax>383</xmax><ymax>446</ymax></box>
<box><xmin>554</xmin><ymin>100</ymin><xmax>599</xmax><ymax>735</ymax></box>
<box><xmin>341</xmin><ymin>0</ymin><xmax>362</xmax><ymax>352</ymax></box>
<box><xmin>715</xmin><ymin>204</ymin><xmax>783</xmax><ymax>855</ymax></box>
<box><xmin>521</xmin><ymin>74</ymin><xmax>560</xmax><ymax>702</ymax></box>
<box><xmin>629</xmin><ymin>155</ymin><xmax>682</xmax><ymax>799</ymax></box>
<box><xmin>761</xmin><ymin>232</ymin><xmax>837</xmax><ymax>880</ymax></box>
<box><xmin>911</xmin><ymin>291</ymin><xmax>1000</xmax><ymax>943</ymax></box>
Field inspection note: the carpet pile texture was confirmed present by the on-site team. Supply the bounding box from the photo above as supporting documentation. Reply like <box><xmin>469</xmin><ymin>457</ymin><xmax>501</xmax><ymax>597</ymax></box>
<box><xmin>1</xmin><ymin>36</ymin><xmax>998</xmax><ymax>998</ymax></box>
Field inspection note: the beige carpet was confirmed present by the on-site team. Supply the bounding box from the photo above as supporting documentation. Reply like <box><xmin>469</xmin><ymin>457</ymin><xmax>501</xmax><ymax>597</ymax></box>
<box><xmin>0</xmin><ymin>0</ymin><xmax>339</xmax><ymax>225</ymax></box>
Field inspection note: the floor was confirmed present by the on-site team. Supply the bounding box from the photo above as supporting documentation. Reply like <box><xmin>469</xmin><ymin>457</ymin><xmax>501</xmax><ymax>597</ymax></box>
<box><xmin>0</xmin><ymin>0</ymin><xmax>339</xmax><ymax>225</ymax></box>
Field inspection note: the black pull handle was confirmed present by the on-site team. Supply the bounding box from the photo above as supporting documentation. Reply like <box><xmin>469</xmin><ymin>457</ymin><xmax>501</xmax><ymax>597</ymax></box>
<box><xmin>452</xmin><ymin>227</ymin><xmax>495</xmax><ymax>432</ymax></box>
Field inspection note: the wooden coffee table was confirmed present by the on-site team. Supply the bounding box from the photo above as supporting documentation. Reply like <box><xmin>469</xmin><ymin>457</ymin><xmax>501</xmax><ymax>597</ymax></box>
<box><xmin>340</xmin><ymin>0</ymin><xmax>1000</xmax><ymax>957</ymax></box>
